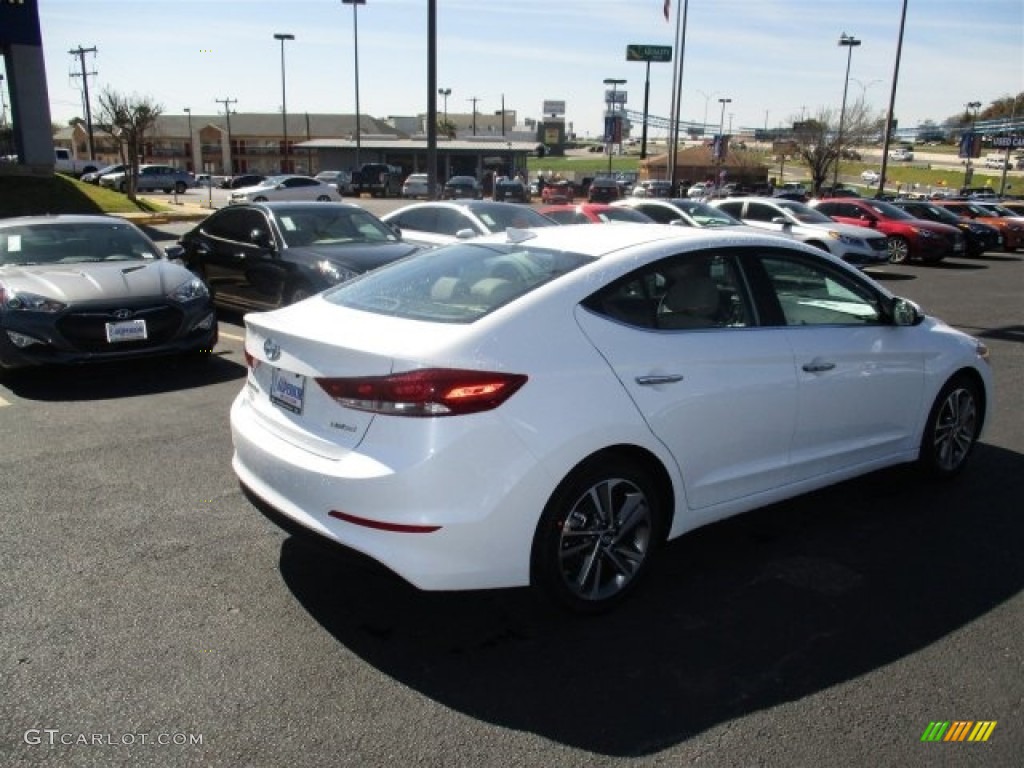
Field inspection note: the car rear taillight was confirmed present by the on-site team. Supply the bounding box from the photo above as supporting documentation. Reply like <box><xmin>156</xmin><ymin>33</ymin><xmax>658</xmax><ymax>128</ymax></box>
<box><xmin>316</xmin><ymin>368</ymin><xmax>528</xmax><ymax>417</ymax></box>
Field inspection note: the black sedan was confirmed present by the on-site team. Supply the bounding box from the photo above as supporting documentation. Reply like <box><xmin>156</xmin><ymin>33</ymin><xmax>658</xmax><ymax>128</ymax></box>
<box><xmin>891</xmin><ymin>199</ymin><xmax>1003</xmax><ymax>257</ymax></box>
<box><xmin>442</xmin><ymin>176</ymin><xmax>483</xmax><ymax>200</ymax></box>
<box><xmin>0</xmin><ymin>215</ymin><xmax>217</xmax><ymax>373</ymax></box>
<box><xmin>178</xmin><ymin>202</ymin><xmax>422</xmax><ymax>311</ymax></box>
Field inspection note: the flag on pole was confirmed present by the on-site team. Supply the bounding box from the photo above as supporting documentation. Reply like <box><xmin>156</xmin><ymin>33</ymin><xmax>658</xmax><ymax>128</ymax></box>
<box><xmin>664</xmin><ymin>0</ymin><xmax>671</xmax><ymax>21</ymax></box>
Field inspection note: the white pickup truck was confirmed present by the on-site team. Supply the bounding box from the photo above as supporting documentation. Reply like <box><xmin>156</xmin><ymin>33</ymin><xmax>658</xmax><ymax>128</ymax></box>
<box><xmin>54</xmin><ymin>147</ymin><xmax>100</xmax><ymax>176</ymax></box>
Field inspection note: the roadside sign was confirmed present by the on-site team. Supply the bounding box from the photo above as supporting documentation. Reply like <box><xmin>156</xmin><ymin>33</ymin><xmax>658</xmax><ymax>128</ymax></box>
<box><xmin>992</xmin><ymin>135</ymin><xmax>1024</xmax><ymax>148</ymax></box>
<box><xmin>626</xmin><ymin>44</ymin><xmax>673</xmax><ymax>62</ymax></box>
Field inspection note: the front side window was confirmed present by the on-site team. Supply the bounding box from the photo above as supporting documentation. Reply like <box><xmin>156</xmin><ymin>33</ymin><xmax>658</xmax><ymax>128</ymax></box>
<box><xmin>759</xmin><ymin>255</ymin><xmax>883</xmax><ymax>326</ymax></box>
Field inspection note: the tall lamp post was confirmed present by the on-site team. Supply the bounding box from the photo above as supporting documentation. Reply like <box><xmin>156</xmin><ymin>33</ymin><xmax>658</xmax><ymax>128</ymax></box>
<box><xmin>964</xmin><ymin>100</ymin><xmax>981</xmax><ymax>189</ymax></box>
<box><xmin>273</xmin><ymin>33</ymin><xmax>294</xmax><ymax>173</ymax></box>
<box><xmin>603</xmin><ymin>78</ymin><xmax>626</xmax><ymax>174</ymax></box>
<box><xmin>698</xmin><ymin>89</ymin><xmax>717</xmax><ymax>138</ymax></box>
<box><xmin>183</xmin><ymin>107</ymin><xmax>193</xmax><ymax>171</ymax></box>
<box><xmin>716</xmin><ymin>97</ymin><xmax>731</xmax><ymax>186</ymax></box>
<box><xmin>438</xmin><ymin>87</ymin><xmax>451</xmax><ymax>128</ymax></box>
<box><xmin>342</xmin><ymin>0</ymin><xmax>365</xmax><ymax>168</ymax></box>
<box><xmin>833</xmin><ymin>32</ymin><xmax>861</xmax><ymax>190</ymax></box>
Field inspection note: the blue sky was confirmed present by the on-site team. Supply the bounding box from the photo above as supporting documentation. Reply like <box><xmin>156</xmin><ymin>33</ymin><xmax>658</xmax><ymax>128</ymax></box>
<box><xmin>31</xmin><ymin>0</ymin><xmax>1024</xmax><ymax>137</ymax></box>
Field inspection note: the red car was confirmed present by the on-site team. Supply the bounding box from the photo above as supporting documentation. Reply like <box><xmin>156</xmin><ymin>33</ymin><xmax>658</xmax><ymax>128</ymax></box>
<box><xmin>810</xmin><ymin>198</ymin><xmax>965</xmax><ymax>263</ymax></box>
<box><xmin>538</xmin><ymin>203</ymin><xmax>655</xmax><ymax>225</ymax></box>
<box><xmin>931</xmin><ymin>200</ymin><xmax>1024</xmax><ymax>252</ymax></box>
<box><xmin>540</xmin><ymin>180</ymin><xmax>575</xmax><ymax>205</ymax></box>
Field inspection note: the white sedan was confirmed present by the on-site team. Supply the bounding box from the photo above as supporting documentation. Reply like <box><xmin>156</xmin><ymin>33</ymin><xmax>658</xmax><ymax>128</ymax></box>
<box><xmin>229</xmin><ymin>175</ymin><xmax>342</xmax><ymax>204</ymax></box>
<box><xmin>861</xmin><ymin>170</ymin><xmax>881</xmax><ymax>184</ymax></box>
<box><xmin>231</xmin><ymin>224</ymin><xmax>992</xmax><ymax>612</ymax></box>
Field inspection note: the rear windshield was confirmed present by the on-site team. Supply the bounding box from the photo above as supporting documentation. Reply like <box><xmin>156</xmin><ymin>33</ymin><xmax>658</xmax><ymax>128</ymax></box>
<box><xmin>323</xmin><ymin>241</ymin><xmax>593</xmax><ymax>322</ymax></box>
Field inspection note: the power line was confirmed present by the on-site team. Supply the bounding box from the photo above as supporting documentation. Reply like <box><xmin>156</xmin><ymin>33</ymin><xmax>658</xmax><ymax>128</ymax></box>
<box><xmin>68</xmin><ymin>45</ymin><xmax>97</xmax><ymax>160</ymax></box>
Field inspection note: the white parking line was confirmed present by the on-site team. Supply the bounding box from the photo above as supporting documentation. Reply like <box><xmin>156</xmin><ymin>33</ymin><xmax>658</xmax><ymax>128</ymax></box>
<box><xmin>220</xmin><ymin>331</ymin><xmax>245</xmax><ymax>342</ymax></box>
<box><xmin>0</xmin><ymin>396</ymin><xmax>11</xmax><ymax>408</ymax></box>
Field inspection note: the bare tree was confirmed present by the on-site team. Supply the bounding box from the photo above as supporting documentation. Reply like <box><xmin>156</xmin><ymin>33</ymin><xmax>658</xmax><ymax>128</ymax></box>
<box><xmin>95</xmin><ymin>88</ymin><xmax>162</xmax><ymax>200</ymax></box>
<box><xmin>789</xmin><ymin>99</ymin><xmax>880</xmax><ymax>194</ymax></box>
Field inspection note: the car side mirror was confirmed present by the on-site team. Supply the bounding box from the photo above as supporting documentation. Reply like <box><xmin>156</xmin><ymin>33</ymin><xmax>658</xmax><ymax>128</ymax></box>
<box><xmin>455</xmin><ymin>228</ymin><xmax>477</xmax><ymax>239</ymax></box>
<box><xmin>164</xmin><ymin>244</ymin><xmax>185</xmax><ymax>263</ymax></box>
<box><xmin>387</xmin><ymin>223</ymin><xmax>402</xmax><ymax>239</ymax></box>
<box><xmin>771</xmin><ymin>216</ymin><xmax>790</xmax><ymax>227</ymax></box>
<box><xmin>249</xmin><ymin>229</ymin><xmax>273</xmax><ymax>249</ymax></box>
<box><xmin>890</xmin><ymin>297</ymin><xmax>923</xmax><ymax>326</ymax></box>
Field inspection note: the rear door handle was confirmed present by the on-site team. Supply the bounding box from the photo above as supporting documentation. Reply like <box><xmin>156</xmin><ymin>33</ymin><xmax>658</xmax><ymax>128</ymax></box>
<box><xmin>802</xmin><ymin>361</ymin><xmax>836</xmax><ymax>373</ymax></box>
<box><xmin>636</xmin><ymin>374</ymin><xmax>685</xmax><ymax>386</ymax></box>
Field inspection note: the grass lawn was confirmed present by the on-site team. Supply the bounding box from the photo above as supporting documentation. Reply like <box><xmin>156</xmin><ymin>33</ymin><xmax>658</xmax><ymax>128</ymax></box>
<box><xmin>0</xmin><ymin>173</ymin><xmax>170</xmax><ymax>217</ymax></box>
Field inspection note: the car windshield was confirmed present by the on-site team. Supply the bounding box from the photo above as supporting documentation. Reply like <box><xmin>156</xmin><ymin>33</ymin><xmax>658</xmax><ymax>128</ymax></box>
<box><xmin>867</xmin><ymin>200</ymin><xmax>914</xmax><ymax>220</ymax></box>
<box><xmin>775</xmin><ymin>200</ymin><xmax>834</xmax><ymax>224</ymax></box>
<box><xmin>465</xmin><ymin>204</ymin><xmax>557</xmax><ymax>233</ymax></box>
<box><xmin>978</xmin><ymin>204</ymin><xmax>1015</xmax><ymax>217</ymax></box>
<box><xmin>669</xmin><ymin>200</ymin><xmax>742</xmax><ymax>227</ymax></box>
<box><xmin>0</xmin><ymin>221</ymin><xmax>160</xmax><ymax>266</ymax></box>
<box><xmin>599</xmin><ymin>207</ymin><xmax>652</xmax><ymax>223</ymax></box>
<box><xmin>274</xmin><ymin>208</ymin><xmax>398</xmax><ymax>247</ymax></box>
<box><xmin>323</xmin><ymin>241</ymin><xmax>593</xmax><ymax>323</ymax></box>
<box><xmin>916</xmin><ymin>205</ymin><xmax>959</xmax><ymax>223</ymax></box>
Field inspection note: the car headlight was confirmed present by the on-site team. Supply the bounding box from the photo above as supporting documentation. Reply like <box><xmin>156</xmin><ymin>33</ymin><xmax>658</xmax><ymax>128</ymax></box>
<box><xmin>828</xmin><ymin>230</ymin><xmax>863</xmax><ymax>246</ymax></box>
<box><xmin>2</xmin><ymin>289</ymin><xmax>67</xmax><ymax>313</ymax></box>
<box><xmin>168</xmin><ymin>276</ymin><xmax>210</xmax><ymax>302</ymax></box>
<box><xmin>316</xmin><ymin>260</ymin><xmax>359</xmax><ymax>285</ymax></box>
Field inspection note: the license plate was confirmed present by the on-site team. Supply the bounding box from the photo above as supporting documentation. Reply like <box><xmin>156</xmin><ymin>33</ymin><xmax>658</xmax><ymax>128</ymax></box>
<box><xmin>270</xmin><ymin>368</ymin><xmax>306</xmax><ymax>414</ymax></box>
<box><xmin>105</xmin><ymin>318</ymin><xmax>147</xmax><ymax>343</ymax></box>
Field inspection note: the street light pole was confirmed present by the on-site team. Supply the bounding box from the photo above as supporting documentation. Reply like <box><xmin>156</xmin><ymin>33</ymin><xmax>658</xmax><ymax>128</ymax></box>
<box><xmin>273</xmin><ymin>33</ymin><xmax>294</xmax><ymax>173</ymax></box>
<box><xmin>964</xmin><ymin>100</ymin><xmax>982</xmax><ymax>189</ymax></box>
<box><xmin>716</xmin><ymin>97</ymin><xmax>731</xmax><ymax>187</ymax></box>
<box><xmin>698</xmin><ymin>89</ymin><xmax>717</xmax><ymax>138</ymax></box>
<box><xmin>342</xmin><ymin>0</ymin><xmax>365</xmax><ymax>168</ymax></box>
<box><xmin>183</xmin><ymin>107</ymin><xmax>193</xmax><ymax>171</ymax></box>
<box><xmin>438</xmin><ymin>87</ymin><xmax>451</xmax><ymax>128</ymax></box>
<box><xmin>833</xmin><ymin>32</ymin><xmax>861</xmax><ymax>190</ymax></box>
<box><xmin>604</xmin><ymin>78</ymin><xmax>626</xmax><ymax>174</ymax></box>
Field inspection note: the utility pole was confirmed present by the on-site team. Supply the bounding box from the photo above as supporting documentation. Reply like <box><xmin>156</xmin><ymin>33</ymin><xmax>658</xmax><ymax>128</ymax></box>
<box><xmin>468</xmin><ymin>96</ymin><xmax>480</xmax><ymax>136</ymax></box>
<box><xmin>68</xmin><ymin>45</ymin><xmax>98</xmax><ymax>160</ymax></box>
<box><xmin>215</xmin><ymin>97</ymin><xmax>238</xmax><ymax>175</ymax></box>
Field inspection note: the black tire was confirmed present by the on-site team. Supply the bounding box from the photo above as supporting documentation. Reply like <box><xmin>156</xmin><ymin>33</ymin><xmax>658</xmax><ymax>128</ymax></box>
<box><xmin>175</xmin><ymin>182</ymin><xmax>187</xmax><ymax>194</ymax></box>
<box><xmin>316</xmin><ymin>195</ymin><xmax>331</xmax><ymax>202</ymax></box>
<box><xmin>531</xmin><ymin>456</ymin><xmax>664</xmax><ymax>613</ymax></box>
<box><xmin>253</xmin><ymin>196</ymin><xmax>268</xmax><ymax>202</ymax></box>
<box><xmin>888</xmin><ymin>236</ymin><xmax>910</xmax><ymax>264</ymax></box>
<box><xmin>918</xmin><ymin>374</ymin><xmax>983</xmax><ymax>478</ymax></box>
<box><xmin>119</xmin><ymin>181</ymin><xmax>127</xmax><ymax>193</ymax></box>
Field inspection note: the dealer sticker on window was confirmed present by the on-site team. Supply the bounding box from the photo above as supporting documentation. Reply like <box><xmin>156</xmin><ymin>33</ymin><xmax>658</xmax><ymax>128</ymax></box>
<box><xmin>270</xmin><ymin>368</ymin><xmax>306</xmax><ymax>414</ymax></box>
<box><xmin>105</xmin><ymin>319</ymin><xmax>147</xmax><ymax>343</ymax></box>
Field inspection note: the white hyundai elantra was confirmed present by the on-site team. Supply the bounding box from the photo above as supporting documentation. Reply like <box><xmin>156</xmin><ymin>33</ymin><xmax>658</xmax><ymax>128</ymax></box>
<box><xmin>231</xmin><ymin>224</ymin><xmax>992</xmax><ymax>611</ymax></box>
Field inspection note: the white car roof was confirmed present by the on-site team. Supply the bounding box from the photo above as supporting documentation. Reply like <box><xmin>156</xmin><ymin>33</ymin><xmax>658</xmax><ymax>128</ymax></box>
<box><xmin>467</xmin><ymin>221</ymin><xmax>788</xmax><ymax>259</ymax></box>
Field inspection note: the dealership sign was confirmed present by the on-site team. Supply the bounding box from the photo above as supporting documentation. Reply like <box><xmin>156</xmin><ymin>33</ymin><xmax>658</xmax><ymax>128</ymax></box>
<box><xmin>626</xmin><ymin>44</ymin><xmax>672</xmax><ymax>62</ymax></box>
<box><xmin>992</xmin><ymin>135</ymin><xmax>1024</xmax><ymax>148</ymax></box>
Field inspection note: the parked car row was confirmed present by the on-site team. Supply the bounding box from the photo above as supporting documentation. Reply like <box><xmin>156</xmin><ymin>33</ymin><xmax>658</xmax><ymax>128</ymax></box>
<box><xmin>1</xmin><ymin>199</ymin><xmax>1003</xmax><ymax>613</ymax></box>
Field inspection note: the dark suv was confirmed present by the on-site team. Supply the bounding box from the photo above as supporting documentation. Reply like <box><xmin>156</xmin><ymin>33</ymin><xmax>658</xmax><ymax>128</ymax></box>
<box><xmin>810</xmin><ymin>197</ymin><xmax>965</xmax><ymax>263</ymax></box>
<box><xmin>588</xmin><ymin>177</ymin><xmax>622</xmax><ymax>203</ymax></box>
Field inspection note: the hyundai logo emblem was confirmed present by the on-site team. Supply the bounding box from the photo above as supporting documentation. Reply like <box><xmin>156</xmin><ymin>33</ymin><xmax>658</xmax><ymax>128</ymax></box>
<box><xmin>113</xmin><ymin>309</ymin><xmax>134</xmax><ymax>320</ymax></box>
<box><xmin>263</xmin><ymin>338</ymin><xmax>282</xmax><ymax>362</ymax></box>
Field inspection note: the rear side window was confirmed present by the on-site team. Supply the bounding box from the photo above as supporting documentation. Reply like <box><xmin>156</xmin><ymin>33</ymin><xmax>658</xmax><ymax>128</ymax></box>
<box><xmin>324</xmin><ymin>242</ymin><xmax>593</xmax><ymax>323</ymax></box>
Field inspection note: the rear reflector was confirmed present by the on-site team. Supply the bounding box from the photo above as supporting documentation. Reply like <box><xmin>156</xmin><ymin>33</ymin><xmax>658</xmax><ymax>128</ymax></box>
<box><xmin>316</xmin><ymin>367</ymin><xmax>527</xmax><ymax>417</ymax></box>
<box><xmin>329</xmin><ymin>510</ymin><xmax>441</xmax><ymax>533</ymax></box>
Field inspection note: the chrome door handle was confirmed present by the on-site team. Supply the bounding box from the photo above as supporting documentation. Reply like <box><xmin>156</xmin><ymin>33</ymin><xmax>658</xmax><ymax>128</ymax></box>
<box><xmin>635</xmin><ymin>374</ymin><xmax>685</xmax><ymax>386</ymax></box>
<box><xmin>802</xmin><ymin>361</ymin><xmax>836</xmax><ymax>373</ymax></box>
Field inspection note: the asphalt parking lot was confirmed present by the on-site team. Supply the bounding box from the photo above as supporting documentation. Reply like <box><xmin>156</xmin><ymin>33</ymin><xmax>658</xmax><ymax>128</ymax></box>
<box><xmin>1</xmin><ymin>217</ymin><xmax>1021</xmax><ymax>767</ymax></box>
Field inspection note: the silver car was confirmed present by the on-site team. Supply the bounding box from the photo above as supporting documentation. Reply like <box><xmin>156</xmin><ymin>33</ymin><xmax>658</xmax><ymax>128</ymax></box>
<box><xmin>0</xmin><ymin>215</ymin><xmax>217</xmax><ymax>372</ymax></box>
<box><xmin>99</xmin><ymin>164</ymin><xmax>195</xmax><ymax>194</ymax></box>
<box><xmin>711</xmin><ymin>197</ymin><xmax>891</xmax><ymax>267</ymax></box>
<box><xmin>229</xmin><ymin>175</ymin><xmax>343</xmax><ymax>204</ymax></box>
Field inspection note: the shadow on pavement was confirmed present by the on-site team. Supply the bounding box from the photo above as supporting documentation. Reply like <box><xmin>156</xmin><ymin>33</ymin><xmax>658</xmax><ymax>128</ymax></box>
<box><xmin>3</xmin><ymin>352</ymin><xmax>245</xmax><ymax>401</ymax></box>
<box><xmin>275</xmin><ymin>443</ymin><xmax>1024</xmax><ymax>756</ymax></box>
